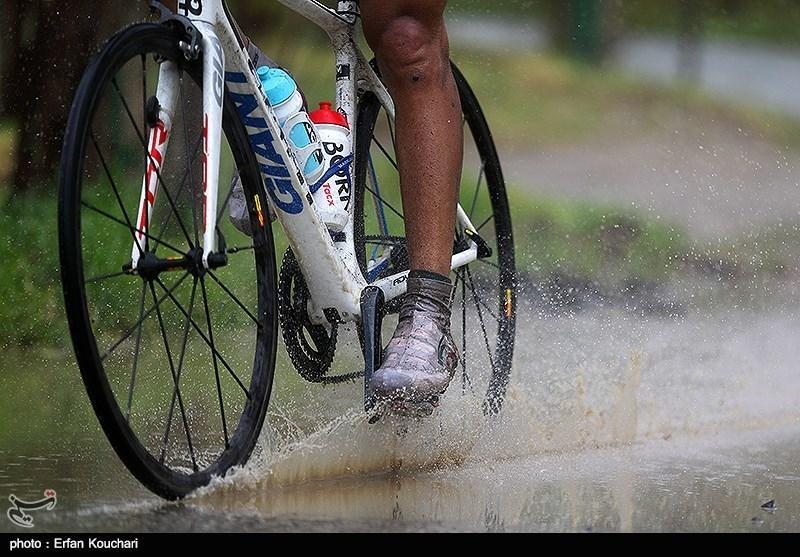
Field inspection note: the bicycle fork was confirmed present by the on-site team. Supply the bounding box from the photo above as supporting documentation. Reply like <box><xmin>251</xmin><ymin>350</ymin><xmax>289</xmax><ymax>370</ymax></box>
<box><xmin>131</xmin><ymin>61</ymin><xmax>179</xmax><ymax>268</ymax></box>
<box><xmin>130</xmin><ymin>29</ymin><xmax>226</xmax><ymax>272</ymax></box>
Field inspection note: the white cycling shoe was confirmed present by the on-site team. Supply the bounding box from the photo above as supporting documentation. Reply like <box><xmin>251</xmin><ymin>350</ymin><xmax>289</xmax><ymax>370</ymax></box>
<box><xmin>368</xmin><ymin>272</ymin><xmax>459</xmax><ymax>415</ymax></box>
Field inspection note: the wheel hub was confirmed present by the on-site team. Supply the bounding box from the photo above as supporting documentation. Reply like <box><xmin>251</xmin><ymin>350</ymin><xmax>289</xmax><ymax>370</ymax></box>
<box><xmin>125</xmin><ymin>247</ymin><xmax>227</xmax><ymax>281</ymax></box>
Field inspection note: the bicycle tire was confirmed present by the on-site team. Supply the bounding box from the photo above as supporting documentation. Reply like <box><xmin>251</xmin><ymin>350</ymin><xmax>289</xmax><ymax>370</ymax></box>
<box><xmin>353</xmin><ymin>62</ymin><xmax>517</xmax><ymax>415</ymax></box>
<box><xmin>59</xmin><ymin>22</ymin><xmax>278</xmax><ymax>499</ymax></box>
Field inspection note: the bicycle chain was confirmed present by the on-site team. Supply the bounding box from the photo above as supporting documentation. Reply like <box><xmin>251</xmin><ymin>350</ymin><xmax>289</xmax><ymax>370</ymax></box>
<box><xmin>278</xmin><ymin>248</ymin><xmax>360</xmax><ymax>384</ymax></box>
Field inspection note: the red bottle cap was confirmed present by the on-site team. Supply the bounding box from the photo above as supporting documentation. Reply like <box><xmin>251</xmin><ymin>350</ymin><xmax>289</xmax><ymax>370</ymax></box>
<box><xmin>310</xmin><ymin>101</ymin><xmax>349</xmax><ymax>128</ymax></box>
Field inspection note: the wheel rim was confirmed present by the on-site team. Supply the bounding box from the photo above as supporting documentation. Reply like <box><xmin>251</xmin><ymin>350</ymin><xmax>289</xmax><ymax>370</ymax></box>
<box><xmin>59</xmin><ymin>25</ymin><xmax>276</xmax><ymax>497</ymax></box>
<box><xmin>354</xmin><ymin>64</ymin><xmax>516</xmax><ymax>414</ymax></box>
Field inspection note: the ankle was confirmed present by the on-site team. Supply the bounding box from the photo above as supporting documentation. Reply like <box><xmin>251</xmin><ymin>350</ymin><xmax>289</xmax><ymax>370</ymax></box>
<box><xmin>400</xmin><ymin>272</ymin><xmax>454</xmax><ymax>323</ymax></box>
<box><xmin>409</xmin><ymin>269</ymin><xmax>451</xmax><ymax>285</ymax></box>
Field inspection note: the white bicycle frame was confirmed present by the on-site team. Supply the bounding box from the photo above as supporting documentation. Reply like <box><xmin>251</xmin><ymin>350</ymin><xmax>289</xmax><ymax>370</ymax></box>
<box><xmin>134</xmin><ymin>0</ymin><xmax>480</xmax><ymax>325</ymax></box>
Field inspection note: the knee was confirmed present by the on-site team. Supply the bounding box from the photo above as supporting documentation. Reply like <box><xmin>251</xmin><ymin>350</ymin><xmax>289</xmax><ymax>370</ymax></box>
<box><xmin>366</xmin><ymin>16</ymin><xmax>449</xmax><ymax>87</ymax></box>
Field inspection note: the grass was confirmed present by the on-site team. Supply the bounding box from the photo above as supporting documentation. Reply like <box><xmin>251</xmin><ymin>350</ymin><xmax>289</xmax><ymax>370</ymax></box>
<box><xmin>450</xmin><ymin>47</ymin><xmax>800</xmax><ymax>151</ymax></box>
<box><xmin>507</xmin><ymin>188</ymin><xmax>686</xmax><ymax>283</ymax></box>
<box><xmin>0</xmin><ymin>119</ymin><xmax>17</xmax><ymax>186</ymax></box>
<box><xmin>0</xmin><ymin>191</ymin><xmax>65</xmax><ymax>348</ymax></box>
<box><xmin>620</xmin><ymin>0</ymin><xmax>800</xmax><ymax>48</ymax></box>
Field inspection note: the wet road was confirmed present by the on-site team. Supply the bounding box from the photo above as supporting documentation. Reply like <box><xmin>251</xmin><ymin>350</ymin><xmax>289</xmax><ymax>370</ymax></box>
<box><xmin>3</xmin><ymin>293</ymin><xmax>800</xmax><ymax>532</ymax></box>
<box><xmin>612</xmin><ymin>35</ymin><xmax>800</xmax><ymax>118</ymax></box>
<box><xmin>11</xmin><ymin>425</ymin><xmax>799</xmax><ymax>532</ymax></box>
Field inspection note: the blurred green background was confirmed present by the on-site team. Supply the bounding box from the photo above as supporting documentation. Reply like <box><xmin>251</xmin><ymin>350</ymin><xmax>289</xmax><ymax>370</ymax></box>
<box><xmin>3</xmin><ymin>0</ymin><xmax>800</xmax><ymax>453</ymax></box>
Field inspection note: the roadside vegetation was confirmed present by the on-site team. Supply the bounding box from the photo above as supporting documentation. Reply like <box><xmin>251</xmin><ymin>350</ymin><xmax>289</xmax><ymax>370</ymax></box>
<box><xmin>448</xmin><ymin>0</ymin><xmax>800</xmax><ymax>48</ymax></box>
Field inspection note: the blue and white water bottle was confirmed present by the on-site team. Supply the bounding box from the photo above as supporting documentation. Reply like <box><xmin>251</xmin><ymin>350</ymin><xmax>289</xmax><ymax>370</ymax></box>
<box><xmin>258</xmin><ymin>66</ymin><xmax>325</xmax><ymax>185</ymax></box>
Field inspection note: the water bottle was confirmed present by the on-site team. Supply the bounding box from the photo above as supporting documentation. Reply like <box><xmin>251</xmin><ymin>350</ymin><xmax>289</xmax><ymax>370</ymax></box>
<box><xmin>309</xmin><ymin>102</ymin><xmax>352</xmax><ymax>232</ymax></box>
<box><xmin>258</xmin><ymin>66</ymin><xmax>325</xmax><ymax>185</ymax></box>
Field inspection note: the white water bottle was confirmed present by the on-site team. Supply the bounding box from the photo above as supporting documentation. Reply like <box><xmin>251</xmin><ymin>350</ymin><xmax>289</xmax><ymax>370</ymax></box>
<box><xmin>258</xmin><ymin>66</ymin><xmax>325</xmax><ymax>185</ymax></box>
<box><xmin>308</xmin><ymin>102</ymin><xmax>352</xmax><ymax>232</ymax></box>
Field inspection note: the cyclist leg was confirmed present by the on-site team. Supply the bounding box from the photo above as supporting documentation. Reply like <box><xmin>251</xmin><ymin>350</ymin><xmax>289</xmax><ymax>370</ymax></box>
<box><xmin>361</xmin><ymin>0</ymin><xmax>462</xmax><ymax>276</ymax></box>
<box><xmin>361</xmin><ymin>0</ymin><xmax>462</xmax><ymax>407</ymax></box>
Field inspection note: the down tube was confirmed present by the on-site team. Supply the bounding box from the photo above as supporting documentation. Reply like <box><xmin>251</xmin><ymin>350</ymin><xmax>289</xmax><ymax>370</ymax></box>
<box><xmin>219</xmin><ymin>43</ymin><xmax>365</xmax><ymax>322</ymax></box>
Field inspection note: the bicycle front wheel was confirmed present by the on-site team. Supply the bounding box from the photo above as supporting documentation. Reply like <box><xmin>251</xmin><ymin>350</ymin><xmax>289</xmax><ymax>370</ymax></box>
<box><xmin>59</xmin><ymin>23</ymin><xmax>278</xmax><ymax>499</ymax></box>
<box><xmin>354</xmin><ymin>63</ymin><xmax>517</xmax><ymax>415</ymax></box>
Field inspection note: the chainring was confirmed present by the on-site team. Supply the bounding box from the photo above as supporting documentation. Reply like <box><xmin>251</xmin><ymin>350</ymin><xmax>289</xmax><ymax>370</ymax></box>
<box><xmin>278</xmin><ymin>248</ymin><xmax>359</xmax><ymax>384</ymax></box>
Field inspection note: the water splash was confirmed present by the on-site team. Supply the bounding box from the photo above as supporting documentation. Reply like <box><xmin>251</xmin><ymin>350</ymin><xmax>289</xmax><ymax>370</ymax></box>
<box><xmin>195</xmin><ymin>304</ymin><xmax>800</xmax><ymax>501</ymax></box>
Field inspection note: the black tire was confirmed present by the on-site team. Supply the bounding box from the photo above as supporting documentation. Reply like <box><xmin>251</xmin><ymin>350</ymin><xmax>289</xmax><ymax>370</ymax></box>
<box><xmin>353</xmin><ymin>62</ymin><xmax>517</xmax><ymax>415</ymax></box>
<box><xmin>59</xmin><ymin>23</ymin><xmax>278</xmax><ymax>499</ymax></box>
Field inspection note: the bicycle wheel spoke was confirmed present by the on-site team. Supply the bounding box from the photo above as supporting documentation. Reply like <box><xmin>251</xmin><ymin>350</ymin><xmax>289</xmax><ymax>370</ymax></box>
<box><xmin>372</xmin><ymin>134</ymin><xmax>398</xmax><ymax>171</ymax></box>
<box><xmin>364</xmin><ymin>238</ymin><xmax>390</xmax><ymax>246</ymax></box>
<box><xmin>112</xmin><ymin>77</ymin><xmax>194</xmax><ymax>248</ymax></box>
<box><xmin>449</xmin><ymin>267</ymin><xmax>462</xmax><ymax>311</ymax></box>
<box><xmin>160</xmin><ymin>277</ymin><xmax>198</xmax><ymax>464</ymax></box>
<box><xmin>367</xmin><ymin>154</ymin><xmax>391</xmax><ymax>243</ymax></box>
<box><xmin>199</xmin><ymin>275</ymin><xmax>230</xmax><ymax>449</ymax></box>
<box><xmin>81</xmin><ymin>199</ymin><xmax>188</xmax><ymax>257</ymax></box>
<box><xmin>179</xmin><ymin>71</ymin><xmax>200</xmax><ymax>246</ymax></box>
<box><xmin>469</xmin><ymin>164</ymin><xmax>485</xmax><ymax>219</ymax></box>
<box><xmin>364</xmin><ymin>183</ymin><xmax>404</xmax><ymax>222</ymax></box>
<box><xmin>141</xmin><ymin>53</ymin><xmax>147</xmax><ymax>142</ymax></box>
<box><xmin>214</xmin><ymin>135</ymin><xmax>240</xmax><ymax>227</ymax></box>
<box><xmin>154</xmin><ymin>277</ymin><xmax>251</xmax><ymax>400</ymax></box>
<box><xmin>386</xmin><ymin>112</ymin><xmax>397</xmax><ymax>154</ymax></box>
<box><xmin>460</xmin><ymin>269</ymin><xmax>472</xmax><ymax>393</ymax></box>
<box><xmin>465</xmin><ymin>266</ymin><xmax>497</xmax><ymax>375</ymax></box>
<box><xmin>364</xmin><ymin>238</ymin><xmax>403</xmax><ymax>247</ymax></box>
<box><xmin>89</xmin><ymin>129</ymin><xmax>143</xmax><ymax>256</ymax></box>
<box><xmin>151</xmin><ymin>135</ymin><xmax>203</xmax><ymax>254</ymax></box>
<box><xmin>216</xmin><ymin>182</ymin><xmax>235</xmax><ymax>225</ymax></box>
<box><xmin>141</xmin><ymin>55</ymin><xmax>149</xmax><ymax>246</ymax></box>
<box><xmin>476</xmin><ymin>213</ymin><xmax>494</xmax><ymax>233</ymax></box>
<box><xmin>475</xmin><ymin>258</ymin><xmax>500</xmax><ymax>271</ymax></box>
<box><xmin>84</xmin><ymin>270</ymin><xmax>133</xmax><ymax>284</ymax></box>
<box><xmin>462</xmin><ymin>272</ymin><xmax>500</xmax><ymax>323</ymax></box>
<box><xmin>207</xmin><ymin>270</ymin><xmax>260</xmax><ymax>327</ymax></box>
<box><xmin>148</xmin><ymin>280</ymin><xmax>198</xmax><ymax>472</ymax></box>
<box><xmin>125</xmin><ymin>282</ymin><xmax>147</xmax><ymax>421</ymax></box>
<box><xmin>101</xmin><ymin>272</ymin><xmax>190</xmax><ymax>361</ymax></box>
<box><xmin>226</xmin><ymin>244</ymin><xmax>255</xmax><ymax>254</ymax></box>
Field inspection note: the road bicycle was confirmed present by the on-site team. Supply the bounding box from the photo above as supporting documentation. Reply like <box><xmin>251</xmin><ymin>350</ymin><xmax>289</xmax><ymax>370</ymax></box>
<box><xmin>58</xmin><ymin>0</ymin><xmax>516</xmax><ymax>499</ymax></box>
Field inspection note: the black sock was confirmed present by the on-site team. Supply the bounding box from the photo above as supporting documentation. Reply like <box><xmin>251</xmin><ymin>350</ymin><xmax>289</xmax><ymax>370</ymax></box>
<box><xmin>408</xmin><ymin>269</ymin><xmax>451</xmax><ymax>284</ymax></box>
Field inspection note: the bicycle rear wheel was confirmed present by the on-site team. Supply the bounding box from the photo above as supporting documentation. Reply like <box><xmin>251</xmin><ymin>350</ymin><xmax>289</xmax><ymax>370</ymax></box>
<box><xmin>59</xmin><ymin>23</ymin><xmax>278</xmax><ymax>499</ymax></box>
<box><xmin>354</xmin><ymin>63</ymin><xmax>517</xmax><ymax>415</ymax></box>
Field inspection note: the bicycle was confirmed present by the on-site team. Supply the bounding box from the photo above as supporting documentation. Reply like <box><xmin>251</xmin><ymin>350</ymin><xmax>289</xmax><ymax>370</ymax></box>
<box><xmin>58</xmin><ymin>0</ymin><xmax>517</xmax><ymax>500</ymax></box>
